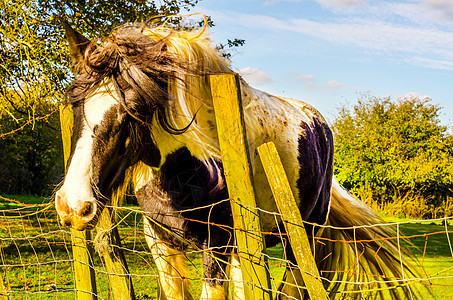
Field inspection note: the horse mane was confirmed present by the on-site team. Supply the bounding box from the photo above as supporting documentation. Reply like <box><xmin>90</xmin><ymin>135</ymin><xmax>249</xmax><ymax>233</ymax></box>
<box><xmin>66</xmin><ymin>23</ymin><xmax>231</xmax><ymax>136</ymax></box>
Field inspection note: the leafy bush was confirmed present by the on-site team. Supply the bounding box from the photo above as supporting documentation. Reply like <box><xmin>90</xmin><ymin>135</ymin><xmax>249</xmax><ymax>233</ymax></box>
<box><xmin>333</xmin><ymin>94</ymin><xmax>453</xmax><ymax>217</ymax></box>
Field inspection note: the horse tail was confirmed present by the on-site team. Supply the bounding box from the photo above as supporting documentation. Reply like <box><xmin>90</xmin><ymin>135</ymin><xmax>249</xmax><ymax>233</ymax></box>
<box><xmin>315</xmin><ymin>178</ymin><xmax>426</xmax><ymax>299</ymax></box>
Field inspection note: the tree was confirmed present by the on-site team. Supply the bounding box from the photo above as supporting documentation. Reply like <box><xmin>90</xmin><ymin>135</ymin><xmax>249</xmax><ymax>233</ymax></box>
<box><xmin>332</xmin><ymin>94</ymin><xmax>453</xmax><ymax>217</ymax></box>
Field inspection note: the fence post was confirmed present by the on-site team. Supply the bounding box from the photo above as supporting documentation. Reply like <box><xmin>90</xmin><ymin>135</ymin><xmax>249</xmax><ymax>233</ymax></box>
<box><xmin>60</xmin><ymin>105</ymin><xmax>98</xmax><ymax>300</ymax></box>
<box><xmin>0</xmin><ymin>272</ymin><xmax>7</xmax><ymax>300</ymax></box>
<box><xmin>96</xmin><ymin>209</ymin><xmax>135</xmax><ymax>300</ymax></box>
<box><xmin>257</xmin><ymin>142</ymin><xmax>328</xmax><ymax>300</ymax></box>
<box><xmin>209</xmin><ymin>73</ymin><xmax>272</xmax><ymax>300</ymax></box>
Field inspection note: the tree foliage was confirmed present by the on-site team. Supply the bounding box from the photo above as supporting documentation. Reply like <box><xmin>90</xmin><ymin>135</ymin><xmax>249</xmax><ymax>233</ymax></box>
<box><xmin>0</xmin><ymin>87</ymin><xmax>62</xmax><ymax>195</ymax></box>
<box><xmin>0</xmin><ymin>0</ymin><xmax>207</xmax><ymax>195</ymax></box>
<box><xmin>333</xmin><ymin>94</ymin><xmax>453</xmax><ymax>215</ymax></box>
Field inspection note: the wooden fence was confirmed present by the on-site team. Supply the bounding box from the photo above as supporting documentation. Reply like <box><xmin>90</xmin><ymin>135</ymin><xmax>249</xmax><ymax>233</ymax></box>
<box><xmin>56</xmin><ymin>73</ymin><xmax>326</xmax><ymax>299</ymax></box>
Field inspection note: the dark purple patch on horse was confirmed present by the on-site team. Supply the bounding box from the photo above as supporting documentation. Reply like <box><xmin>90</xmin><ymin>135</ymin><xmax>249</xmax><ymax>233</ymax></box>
<box><xmin>297</xmin><ymin>117</ymin><xmax>334</xmax><ymax>231</ymax></box>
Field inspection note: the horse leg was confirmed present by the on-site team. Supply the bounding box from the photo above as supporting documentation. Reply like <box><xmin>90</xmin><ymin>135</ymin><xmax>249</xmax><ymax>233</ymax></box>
<box><xmin>277</xmin><ymin>243</ymin><xmax>306</xmax><ymax>300</ymax></box>
<box><xmin>228</xmin><ymin>253</ymin><xmax>244</xmax><ymax>300</ymax></box>
<box><xmin>199</xmin><ymin>252</ymin><xmax>245</xmax><ymax>300</ymax></box>
<box><xmin>143</xmin><ymin>217</ymin><xmax>193</xmax><ymax>300</ymax></box>
<box><xmin>199</xmin><ymin>249</ymin><xmax>228</xmax><ymax>300</ymax></box>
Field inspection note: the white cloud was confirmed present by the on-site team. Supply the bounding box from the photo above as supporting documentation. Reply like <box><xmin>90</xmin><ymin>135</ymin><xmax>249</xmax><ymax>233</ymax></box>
<box><xmin>317</xmin><ymin>0</ymin><xmax>365</xmax><ymax>8</ymax></box>
<box><xmin>326</xmin><ymin>80</ymin><xmax>344</xmax><ymax>90</ymax></box>
<box><xmin>297</xmin><ymin>74</ymin><xmax>317</xmax><ymax>81</ymax></box>
<box><xmin>399</xmin><ymin>92</ymin><xmax>431</xmax><ymax>101</ymax></box>
<box><xmin>288</xmin><ymin>17</ymin><xmax>453</xmax><ymax>56</ymax></box>
<box><xmin>294</xmin><ymin>74</ymin><xmax>344</xmax><ymax>90</ymax></box>
<box><xmin>238</xmin><ymin>67</ymin><xmax>274</xmax><ymax>85</ymax></box>
<box><xmin>415</xmin><ymin>0</ymin><xmax>453</xmax><ymax>21</ymax></box>
<box><xmin>265</xmin><ymin>0</ymin><xmax>364</xmax><ymax>7</ymax></box>
<box><xmin>417</xmin><ymin>0</ymin><xmax>453</xmax><ymax>10</ymax></box>
<box><xmin>409</xmin><ymin>57</ymin><xmax>453</xmax><ymax>71</ymax></box>
<box><xmin>294</xmin><ymin>74</ymin><xmax>317</xmax><ymax>89</ymax></box>
<box><xmin>377</xmin><ymin>1</ymin><xmax>453</xmax><ymax>27</ymax></box>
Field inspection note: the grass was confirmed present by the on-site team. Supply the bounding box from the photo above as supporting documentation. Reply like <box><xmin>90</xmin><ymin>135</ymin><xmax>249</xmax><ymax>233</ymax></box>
<box><xmin>1</xmin><ymin>195</ymin><xmax>452</xmax><ymax>299</ymax></box>
<box><xmin>380</xmin><ymin>214</ymin><xmax>453</xmax><ymax>299</ymax></box>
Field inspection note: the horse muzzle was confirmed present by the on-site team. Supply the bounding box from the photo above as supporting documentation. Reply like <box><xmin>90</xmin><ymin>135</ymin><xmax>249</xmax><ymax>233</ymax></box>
<box><xmin>55</xmin><ymin>189</ymin><xmax>98</xmax><ymax>231</ymax></box>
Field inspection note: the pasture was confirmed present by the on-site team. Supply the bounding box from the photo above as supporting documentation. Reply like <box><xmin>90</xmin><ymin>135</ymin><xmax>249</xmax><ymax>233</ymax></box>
<box><xmin>1</xmin><ymin>195</ymin><xmax>452</xmax><ymax>299</ymax></box>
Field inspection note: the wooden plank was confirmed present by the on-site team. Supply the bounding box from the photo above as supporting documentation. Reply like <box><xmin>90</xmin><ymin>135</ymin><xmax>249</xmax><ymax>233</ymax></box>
<box><xmin>210</xmin><ymin>73</ymin><xmax>272</xmax><ymax>300</ymax></box>
<box><xmin>96</xmin><ymin>209</ymin><xmax>135</xmax><ymax>300</ymax></box>
<box><xmin>59</xmin><ymin>105</ymin><xmax>74</xmax><ymax>170</ymax></box>
<box><xmin>257</xmin><ymin>142</ymin><xmax>328</xmax><ymax>300</ymax></box>
<box><xmin>60</xmin><ymin>105</ymin><xmax>98</xmax><ymax>300</ymax></box>
<box><xmin>0</xmin><ymin>272</ymin><xmax>7</xmax><ymax>300</ymax></box>
<box><xmin>70</xmin><ymin>231</ymin><xmax>98</xmax><ymax>300</ymax></box>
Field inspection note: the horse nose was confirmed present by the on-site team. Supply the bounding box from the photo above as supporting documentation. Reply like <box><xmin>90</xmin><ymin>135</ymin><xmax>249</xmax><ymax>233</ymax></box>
<box><xmin>71</xmin><ymin>201</ymin><xmax>97</xmax><ymax>230</ymax></box>
<box><xmin>55</xmin><ymin>189</ymin><xmax>98</xmax><ymax>230</ymax></box>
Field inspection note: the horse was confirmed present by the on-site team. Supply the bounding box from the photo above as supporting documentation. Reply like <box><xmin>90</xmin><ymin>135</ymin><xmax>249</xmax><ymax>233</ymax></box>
<box><xmin>55</xmin><ymin>20</ymin><xmax>423</xmax><ymax>299</ymax></box>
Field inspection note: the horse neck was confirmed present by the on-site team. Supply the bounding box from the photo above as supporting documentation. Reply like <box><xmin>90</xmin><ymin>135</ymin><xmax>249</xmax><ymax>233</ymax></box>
<box><xmin>151</xmin><ymin>75</ymin><xmax>221</xmax><ymax>164</ymax></box>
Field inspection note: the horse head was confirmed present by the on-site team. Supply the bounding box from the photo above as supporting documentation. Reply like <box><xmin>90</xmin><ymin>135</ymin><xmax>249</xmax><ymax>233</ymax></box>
<box><xmin>55</xmin><ymin>23</ymin><xmax>168</xmax><ymax>230</ymax></box>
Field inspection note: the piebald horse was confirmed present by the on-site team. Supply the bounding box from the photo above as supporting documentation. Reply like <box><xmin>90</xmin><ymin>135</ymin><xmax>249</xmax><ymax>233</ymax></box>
<box><xmin>55</xmin><ymin>21</ymin><xmax>422</xmax><ymax>299</ymax></box>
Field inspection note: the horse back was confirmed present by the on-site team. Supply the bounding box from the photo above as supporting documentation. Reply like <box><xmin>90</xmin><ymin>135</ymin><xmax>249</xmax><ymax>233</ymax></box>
<box><xmin>242</xmin><ymin>87</ymin><xmax>334</xmax><ymax>233</ymax></box>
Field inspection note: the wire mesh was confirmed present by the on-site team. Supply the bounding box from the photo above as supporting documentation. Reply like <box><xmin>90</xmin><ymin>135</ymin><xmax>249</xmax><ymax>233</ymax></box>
<box><xmin>1</xmin><ymin>198</ymin><xmax>452</xmax><ymax>299</ymax></box>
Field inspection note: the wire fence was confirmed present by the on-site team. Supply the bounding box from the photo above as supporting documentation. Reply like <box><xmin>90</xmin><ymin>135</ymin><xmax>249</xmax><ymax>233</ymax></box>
<box><xmin>1</xmin><ymin>197</ymin><xmax>453</xmax><ymax>300</ymax></box>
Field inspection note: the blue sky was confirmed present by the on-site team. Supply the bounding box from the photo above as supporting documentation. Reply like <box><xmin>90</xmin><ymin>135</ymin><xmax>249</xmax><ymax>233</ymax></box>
<box><xmin>183</xmin><ymin>0</ymin><xmax>453</xmax><ymax>125</ymax></box>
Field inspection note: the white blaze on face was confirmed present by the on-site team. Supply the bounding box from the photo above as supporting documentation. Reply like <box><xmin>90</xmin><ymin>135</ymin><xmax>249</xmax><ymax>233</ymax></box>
<box><xmin>57</xmin><ymin>83</ymin><xmax>118</xmax><ymax>223</ymax></box>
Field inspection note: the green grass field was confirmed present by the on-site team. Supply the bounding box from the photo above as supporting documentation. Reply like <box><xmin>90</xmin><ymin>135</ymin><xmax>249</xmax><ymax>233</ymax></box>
<box><xmin>0</xmin><ymin>195</ymin><xmax>452</xmax><ymax>299</ymax></box>
<box><xmin>381</xmin><ymin>214</ymin><xmax>453</xmax><ymax>299</ymax></box>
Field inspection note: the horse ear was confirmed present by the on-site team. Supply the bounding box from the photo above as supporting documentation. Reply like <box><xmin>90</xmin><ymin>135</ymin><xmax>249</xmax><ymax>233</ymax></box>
<box><xmin>63</xmin><ymin>21</ymin><xmax>92</xmax><ymax>69</ymax></box>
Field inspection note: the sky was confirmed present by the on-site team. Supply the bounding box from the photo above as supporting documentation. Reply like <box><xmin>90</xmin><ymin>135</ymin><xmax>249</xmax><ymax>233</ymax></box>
<box><xmin>182</xmin><ymin>0</ymin><xmax>453</xmax><ymax>125</ymax></box>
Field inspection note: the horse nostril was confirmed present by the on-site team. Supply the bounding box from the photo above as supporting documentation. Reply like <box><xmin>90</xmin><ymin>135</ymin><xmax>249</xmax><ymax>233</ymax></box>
<box><xmin>63</xmin><ymin>218</ymin><xmax>72</xmax><ymax>227</ymax></box>
<box><xmin>81</xmin><ymin>202</ymin><xmax>94</xmax><ymax>217</ymax></box>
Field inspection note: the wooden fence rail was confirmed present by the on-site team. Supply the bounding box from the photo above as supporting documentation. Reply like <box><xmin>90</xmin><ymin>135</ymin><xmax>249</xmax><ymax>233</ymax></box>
<box><xmin>210</xmin><ymin>73</ymin><xmax>272</xmax><ymax>300</ymax></box>
<box><xmin>258</xmin><ymin>142</ymin><xmax>328</xmax><ymax>299</ymax></box>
